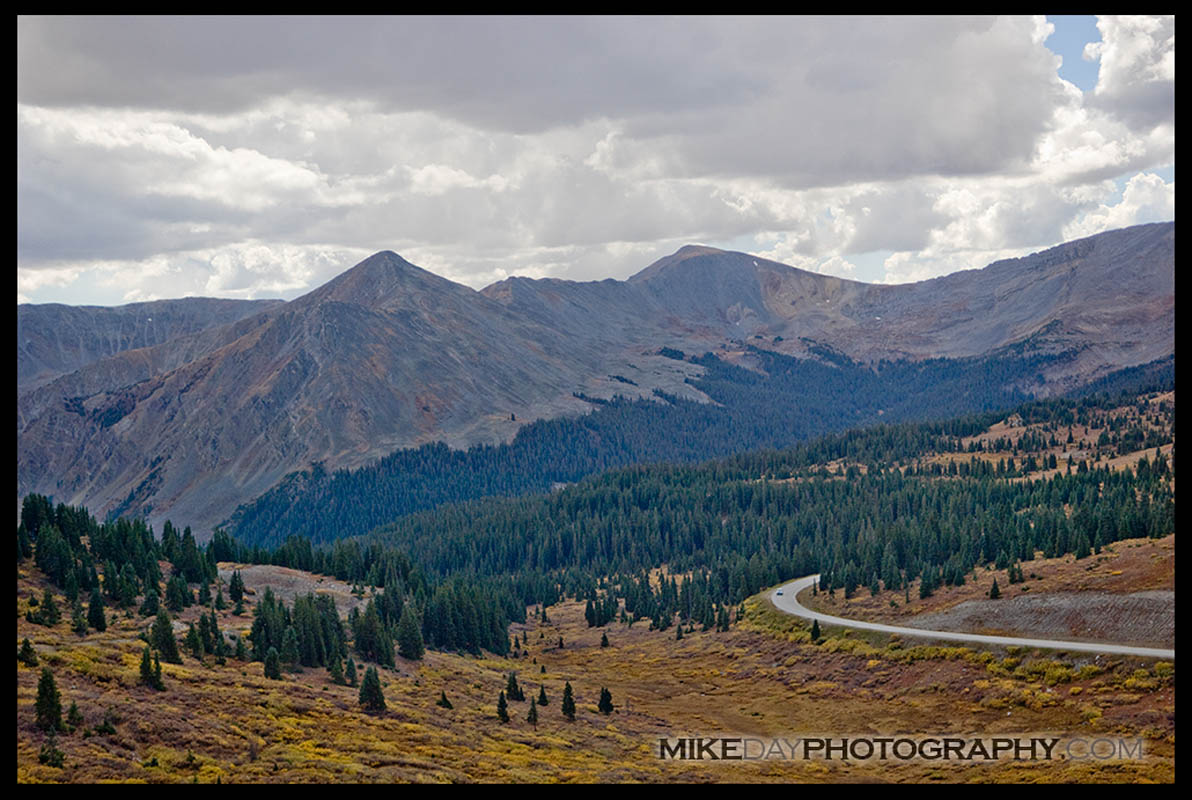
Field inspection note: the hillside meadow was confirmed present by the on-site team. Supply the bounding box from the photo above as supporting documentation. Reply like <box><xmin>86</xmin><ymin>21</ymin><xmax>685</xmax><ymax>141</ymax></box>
<box><xmin>17</xmin><ymin>554</ymin><xmax>1174</xmax><ymax>783</ymax></box>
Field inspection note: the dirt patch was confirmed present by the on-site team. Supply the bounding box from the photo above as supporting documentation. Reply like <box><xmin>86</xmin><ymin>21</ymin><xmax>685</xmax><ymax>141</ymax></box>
<box><xmin>217</xmin><ymin>563</ymin><xmax>370</xmax><ymax>619</ymax></box>
<box><xmin>901</xmin><ymin>591</ymin><xmax>1174</xmax><ymax>649</ymax></box>
<box><xmin>804</xmin><ymin>535</ymin><xmax>1175</xmax><ymax>627</ymax></box>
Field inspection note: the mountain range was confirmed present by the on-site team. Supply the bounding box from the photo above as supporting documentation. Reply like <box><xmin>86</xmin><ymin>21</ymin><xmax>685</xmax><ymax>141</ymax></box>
<box><xmin>16</xmin><ymin>221</ymin><xmax>1175</xmax><ymax>534</ymax></box>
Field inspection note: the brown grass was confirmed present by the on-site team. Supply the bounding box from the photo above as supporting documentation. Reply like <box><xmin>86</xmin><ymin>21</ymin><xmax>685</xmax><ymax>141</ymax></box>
<box><xmin>17</xmin><ymin>557</ymin><xmax>1175</xmax><ymax>783</ymax></box>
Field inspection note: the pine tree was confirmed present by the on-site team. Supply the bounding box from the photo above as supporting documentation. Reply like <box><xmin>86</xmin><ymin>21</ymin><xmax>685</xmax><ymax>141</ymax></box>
<box><xmin>185</xmin><ymin>622</ymin><xmax>204</xmax><ymax>660</ymax></box>
<box><xmin>263</xmin><ymin>647</ymin><xmax>282</xmax><ymax>680</ymax></box>
<box><xmin>527</xmin><ymin>698</ymin><xmax>538</xmax><ymax>728</ymax></box>
<box><xmin>600</xmin><ymin>632</ymin><xmax>609</xmax><ymax>648</ymax></box>
<box><xmin>38</xmin><ymin>730</ymin><xmax>65</xmax><ymax>767</ymax></box>
<box><xmin>497</xmin><ymin>690</ymin><xmax>509</xmax><ymax>723</ymax></box>
<box><xmin>151</xmin><ymin>609</ymin><xmax>182</xmax><ymax>664</ymax></box>
<box><xmin>561</xmin><ymin>682</ymin><xmax>576</xmax><ymax>721</ymax></box>
<box><xmin>359</xmin><ymin>666</ymin><xmax>386</xmax><ymax>713</ymax></box>
<box><xmin>36</xmin><ymin>668</ymin><xmax>63</xmax><ymax>732</ymax></box>
<box><xmin>229</xmin><ymin>570</ymin><xmax>245</xmax><ymax>603</ymax></box>
<box><xmin>716</xmin><ymin>605</ymin><xmax>730</xmax><ymax>632</ymax></box>
<box><xmin>989</xmin><ymin>579</ymin><xmax>1001</xmax><ymax>599</ymax></box>
<box><xmin>329</xmin><ymin>655</ymin><xmax>346</xmax><ymax>685</ymax></box>
<box><xmin>18</xmin><ymin>637</ymin><xmax>39</xmax><ymax>667</ymax></box>
<box><xmin>810</xmin><ymin>619</ymin><xmax>821</xmax><ymax>642</ymax></box>
<box><xmin>505</xmin><ymin>672</ymin><xmax>524</xmax><ymax>701</ymax></box>
<box><xmin>71</xmin><ymin>597</ymin><xmax>88</xmax><ymax>636</ymax></box>
<box><xmin>86</xmin><ymin>587</ymin><xmax>106</xmax><ymax>632</ymax></box>
<box><xmin>140</xmin><ymin>645</ymin><xmax>155</xmax><ymax>687</ymax></box>
<box><xmin>280</xmin><ymin>626</ymin><xmax>300</xmax><ymax>670</ymax></box>
<box><xmin>537</xmin><ymin>685</ymin><xmax>548</xmax><ymax>706</ymax></box>
<box><xmin>598</xmin><ymin>687</ymin><xmax>614</xmax><ymax>715</ymax></box>
<box><xmin>153</xmin><ymin>652</ymin><xmax>164</xmax><ymax>690</ymax></box>
<box><xmin>66</xmin><ymin>700</ymin><xmax>84</xmax><ymax>731</ymax></box>
<box><xmin>139</xmin><ymin>588</ymin><xmax>160</xmax><ymax>618</ymax></box>
<box><xmin>436</xmin><ymin>690</ymin><xmax>453</xmax><ymax>710</ymax></box>
<box><xmin>40</xmin><ymin>589</ymin><xmax>62</xmax><ymax>626</ymax></box>
<box><xmin>346</xmin><ymin>657</ymin><xmax>358</xmax><ymax>687</ymax></box>
<box><xmin>396</xmin><ymin>604</ymin><xmax>424</xmax><ymax>661</ymax></box>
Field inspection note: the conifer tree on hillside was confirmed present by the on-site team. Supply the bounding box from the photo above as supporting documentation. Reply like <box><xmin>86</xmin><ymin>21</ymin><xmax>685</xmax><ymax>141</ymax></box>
<box><xmin>397</xmin><ymin>604</ymin><xmax>424</xmax><ymax>661</ymax></box>
<box><xmin>561</xmin><ymin>682</ymin><xmax>576</xmax><ymax>721</ymax></box>
<box><xmin>18</xmin><ymin>637</ymin><xmax>39</xmax><ymax>667</ymax></box>
<box><xmin>139</xmin><ymin>586</ymin><xmax>160</xmax><ymax>618</ymax></box>
<box><xmin>505</xmin><ymin>672</ymin><xmax>525</xmax><ymax>701</ymax></box>
<box><xmin>527</xmin><ymin>698</ymin><xmax>538</xmax><ymax>728</ymax></box>
<box><xmin>359</xmin><ymin>666</ymin><xmax>386</xmax><ymax>713</ymax></box>
<box><xmin>263</xmin><ymin>647</ymin><xmax>282</xmax><ymax>680</ymax></box>
<box><xmin>329</xmin><ymin>655</ymin><xmax>346</xmax><ymax>685</ymax></box>
<box><xmin>66</xmin><ymin>701</ymin><xmax>84</xmax><ymax>732</ymax></box>
<box><xmin>140</xmin><ymin>645</ymin><xmax>165</xmax><ymax>690</ymax></box>
<box><xmin>185</xmin><ymin>622</ymin><xmax>204</xmax><ymax>660</ymax></box>
<box><xmin>140</xmin><ymin>645</ymin><xmax>154</xmax><ymax>686</ymax></box>
<box><xmin>229</xmin><ymin>570</ymin><xmax>245</xmax><ymax>603</ymax></box>
<box><xmin>36</xmin><ymin>668</ymin><xmax>62</xmax><ymax>732</ymax></box>
<box><xmin>151</xmin><ymin>609</ymin><xmax>182</xmax><ymax>664</ymax></box>
<box><xmin>87</xmin><ymin>587</ymin><xmax>106</xmax><ymax>632</ymax></box>
<box><xmin>497</xmin><ymin>690</ymin><xmax>509</xmax><ymax>723</ymax></box>
<box><xmin>70</xmin><ymin>596</ymin><xmax>87</xmax><ymax>636</ymax></box>
<box><xmin>280</xmin><ymin>626</ymin><xmax>300</xmax><ymax>670</ymax></box>
<box><xmin>39</xmin><ymin>589</ymin><xmax>61</xmax><ymax>626</ymax></box>
<box><xmin>598</xmin><ymin>687</ymin><xmax>614</xmax><ymax>715</ymax></box>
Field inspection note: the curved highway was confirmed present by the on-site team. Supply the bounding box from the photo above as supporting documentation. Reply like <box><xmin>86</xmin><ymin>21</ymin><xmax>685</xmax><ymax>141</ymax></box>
<box><xmin>771</xmin><ymin>574</ymin><xmax>1175</xmax><ymax>660</ymax></box>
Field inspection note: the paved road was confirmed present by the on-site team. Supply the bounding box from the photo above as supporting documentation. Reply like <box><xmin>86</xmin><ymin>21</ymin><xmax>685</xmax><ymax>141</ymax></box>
<box><xmin>770</xmin><ymin>574</ymin><xmax>1176</xmax><ymax>660</ymax></box>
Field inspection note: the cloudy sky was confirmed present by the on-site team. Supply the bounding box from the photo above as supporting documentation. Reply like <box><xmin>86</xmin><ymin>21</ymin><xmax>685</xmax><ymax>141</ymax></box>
<box><xmin>17</xmin><ymin>15</ymin><xmax>1175</xmax><ymax>305</ymax></box>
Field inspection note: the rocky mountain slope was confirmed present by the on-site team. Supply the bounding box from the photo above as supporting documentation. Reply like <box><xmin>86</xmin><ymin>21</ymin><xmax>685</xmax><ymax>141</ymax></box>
<box><xmin>16</xmin><ymin>222</ymin><xmax>1174</xmax><ymax>533</ymax></box>
<box><xmin>487</xmin><ymin>221</ymin><xmax>1173</xmax><ymax>394</ymax></box>
<box><xmin>17</xmin><ymin>297</ymin><xmax>283</xmax><ymax>395</ymax></box>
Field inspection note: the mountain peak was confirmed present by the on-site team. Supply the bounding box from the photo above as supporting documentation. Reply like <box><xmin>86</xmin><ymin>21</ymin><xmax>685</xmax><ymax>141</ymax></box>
<box><xmin>303</xmin><ymin>250</ymin><xmax>474</xmax><ymax>310</ymax></box>
<box><xmin>628</xmin><ymin>244</ymin><xmax>734</xmax><ymax>283</ymax></box>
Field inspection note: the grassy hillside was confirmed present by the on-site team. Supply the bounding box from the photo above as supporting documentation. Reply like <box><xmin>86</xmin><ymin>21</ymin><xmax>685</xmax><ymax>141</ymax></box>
<box><xmin>17</xmin><ymin>551</ymin><xmax>1174</xmax><ymax>783</ymax></box>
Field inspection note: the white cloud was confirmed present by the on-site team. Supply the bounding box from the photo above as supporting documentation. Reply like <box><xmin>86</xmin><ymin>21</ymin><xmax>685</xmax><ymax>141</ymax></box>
<box><xmin>15</xmin><ymin>16</ymin><xmax>1175</xmax><ymax>305</ymax></box>
<box><xmin>407</xmin><ymin>164</ymin><xmax>509</xmax><ymax>196</ymax></box>
<box><xmin>1062</xmin><ymin>172</ymin><xmax>1176</xmax><ymax>241</ymax></box>
<box><xmin>1086</xmin><ymin>15</ymin><xmax>1175</xmax><ymax>129</ymax></box>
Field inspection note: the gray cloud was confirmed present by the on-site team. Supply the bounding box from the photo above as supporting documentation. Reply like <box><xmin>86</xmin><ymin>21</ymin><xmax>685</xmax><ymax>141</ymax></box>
<box><xmin>1085</xmin><ymin>15</ymin><xmax>1175</xmax><ymax>131</ymax></box>
<box><xmin>19</xmin><ymin>16</ymin><xmax>1065</xmax><ymax>188</ymax></box>
<box><xmin>16</xmin><ymin>15</ymin><xmax>1175</xmax><ymax>304</ymax></box>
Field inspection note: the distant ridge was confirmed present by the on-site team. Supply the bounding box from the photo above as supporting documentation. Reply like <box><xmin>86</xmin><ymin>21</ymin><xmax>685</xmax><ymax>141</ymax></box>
<box><xmin>17</xmin><ymin>222</ymin><xmax>1174</xmax><ymax>533</ymax></box>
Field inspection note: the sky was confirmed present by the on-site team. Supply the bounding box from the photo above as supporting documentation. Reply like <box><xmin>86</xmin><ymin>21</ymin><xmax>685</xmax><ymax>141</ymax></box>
<box><xmin>17</xmin><ymin>15</ymin><xmax>1175</xmax><ymax>305</ymax></box>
